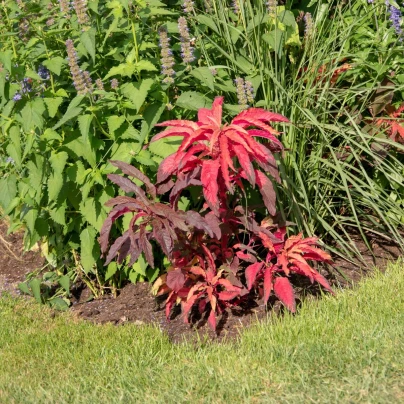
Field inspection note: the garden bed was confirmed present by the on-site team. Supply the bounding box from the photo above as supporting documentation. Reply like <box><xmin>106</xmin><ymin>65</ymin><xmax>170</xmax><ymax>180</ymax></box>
<box><xmin>0</xmin><ymin>221</ymin><xmax>400</xmax><ymax>343</ymax></box>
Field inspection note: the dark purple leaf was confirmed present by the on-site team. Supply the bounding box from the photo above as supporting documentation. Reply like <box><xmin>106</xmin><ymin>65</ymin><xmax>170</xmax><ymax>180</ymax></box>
<box><xmin>104</xmin><ymin>231</ymin><xmax>130</xmax><ymax>265</ymax></box>
<box><xmin>166</xmin><ymin>269</ymin><xmax>186</xmax><ymax>292</ymax></box>
<box><xmin>107</xmin><ymin>174</ymin><xmax>148</xmax><ymax>201</ymax></box>
<box><xmin>110</xmin><ymin>160</ymin><xmax>157</xmax><ymax>198</ymax></box>
<box><xmin>139</xmin><ymin>225</ymin><xmax>154</xmax><ymax>268</ymax></box>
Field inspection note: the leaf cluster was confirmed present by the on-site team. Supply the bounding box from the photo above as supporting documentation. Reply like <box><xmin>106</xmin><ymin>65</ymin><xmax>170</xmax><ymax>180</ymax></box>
<box><xmin>101</xmin><ymin>98</ymin><xmax>333</xmax><ymax>330</ymax></box>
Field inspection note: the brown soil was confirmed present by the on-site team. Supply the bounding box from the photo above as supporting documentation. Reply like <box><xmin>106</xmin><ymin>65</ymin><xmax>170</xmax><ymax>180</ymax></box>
<box><xmin>0</xmin><ymin>221</ymin><xmax>44</xmax><ymax>297</ymax></box>
<box><xmin>0</xmin><ymin>221</ymin><xmax>401</xmax><ymax>343</ymax></box>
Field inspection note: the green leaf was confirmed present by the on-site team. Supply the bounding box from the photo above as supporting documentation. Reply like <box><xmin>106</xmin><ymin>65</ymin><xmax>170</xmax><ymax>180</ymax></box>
<box><xmin>134</xmin><ymin>149</ymin><xmax>155</xmax><ymax>166</ymax></box>
<box><xmin>53</xmin><ymin>96</ymin><xmax>84</xmax><ymax>129</ymax></box>
<box><xmin>19</xmin><ymin>99</ymin><xmax>46</xmax><ymax>132</ymax></box>
<box><xmin>42</xmin><ymin>128</ymin><xmax>62</xmax><ymax>142</ymax></box>
<box><xmin>25</xmin><ymin>69</ymin><xmax>41</xmax><ymax>80</ymax></box>
<box><xmin>81</xmin><ymin>28</ymin><xmax>96</xmax><ymax>63</ymax></box>
<box><xmin>139</xmin><ymin>102</ymin><xmax>165</xmax><ymax>145</ymax></box>
<box><xmin>48</xmin><ymin>174</ymin><xmax>64</xmax><ymax>202</ymax></box>
<box><xmin>58</xmin><ymin>275</ymin><xmax>71</xmax><ymax>295</ymax></box>
<box><xmin>49</xmin><ymin>204</ymin><xmax>66</xmax><ymax>225</ymax></box>
<box><xmin>6</xmin><ymin>125</ymin><xmax>22</xmax><ymax>168</ymax></box>
<box><xmin>190</xmin><ymin>67</ymin><xmax>215</xmax><ymax>91</ymax></box>
<box><xmin>176</xmin><ymin>91</ymin><xmax>212</xmax><ymax>111</ymax></box>
<box><xmin>134</xmin><ymin>60</ymin><xmax>157</xmax><ymax>72</ymax></box>
<box><xmin>42</xmin><ymin>57</ymin><xmax>65</xmax><ymax>76</ymax></box>
<box><xmin>105</xmin><ymin>63</ymin><xmax>136</xmax><ymax>79</ymax></box>
<box><xmin>262</xmin><ymin>28</ymin><xmax>285</xmax><ymax>56</ymax></box>
<box><xmin>50</xmin><ymin>151</ymin><xmax>69</xmax><ymax>174</ymax></box>
<box><xmin>278</xmin><ymin>10</ymin><xmax>297</xmax><ymax>28</ymax></box>
<box><xmin>80</xmin><ymin>226</ymin><xmax>99</xmax><ymax>273</ymax></box>
<box><xmin>149</xmin><ymin>136</ymin><xmax>182</xmax><ymax>158</ymax></box>
<box><xmin>48</xmin><ymin>152</ymin><xmax>68</xmax><ymax>201</ymax></box>
<box><xmin>196</xmin><ymin>15</ymin><xmax>219</xmax><ymax>33</ymax></box>
<box><xmin>29</xmin><ymin>278</ymin><xmax>42</xmax><ymax>304</ymax></box>
<box><xmin>78</xmin><ymin>114</ymin><xmax>93</xmax><ymax>142</ymax></box>
<box><xmin>107</xmin><ymin>115</ymin><xmax>126</xmax><ymax>134</ymax></box>
<box><xmin>26</xmin><ymin>155</ymin><xmax>45</xmax><ymax>191</ymax></box>
<box><xmin>131</xmin><ymin>253</ymin><xmax>148</xmax><ymax>276</ymax></box>
<box><xmin>0</xmin><ymin>50</ymin><xmax>13</xmax><ymax>73</ymax></box>
<box><xmin>49</xmin><ymin>297</ymin><xmax>70</xmax><ymax>311</ymax></box>
<box><xmin>80</xmin><ymin>197</ymin><xmax>106</xmax><ymax>231</ymax></box>
<box><xmin>0</xmin><ymin>175</ymin><xmax>17</xmax><ymax>210</ymax></box>
<box><xmin>121</xmin><ymin>78</ymin><xmax>154</xmax><ymax>112</ymax></box>
<box><xmin>44</xmin><ymin>97</ymin><xmax>63</xmax><ymax>118</ymax></box>
<box><xmin>105</xmin><ymin>262</ymin><xmax>118</xmax><ymax>280</ymax></box>
<box><xmin>18</xmin><ymin>282</ymin><xmax>31</xmax><ymax>296</ymax></box>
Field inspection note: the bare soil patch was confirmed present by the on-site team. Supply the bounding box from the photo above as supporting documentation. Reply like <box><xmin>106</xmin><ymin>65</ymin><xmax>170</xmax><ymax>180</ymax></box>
<box><xmin>0</xmin><ymin>221</ymin><xmax>401</xmax><ymax>343</ymax></box>
<box><xmin>0</xmin><ymin>221</ymin><xmax>44</xmax><ymax>297</ymax></box>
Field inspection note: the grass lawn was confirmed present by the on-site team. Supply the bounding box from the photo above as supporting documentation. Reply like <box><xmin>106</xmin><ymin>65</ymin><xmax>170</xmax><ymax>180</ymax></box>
<box><xmin>1</xmin><ymin>262</ymin><xmax>403</xmax><ymax>404</ymax></box>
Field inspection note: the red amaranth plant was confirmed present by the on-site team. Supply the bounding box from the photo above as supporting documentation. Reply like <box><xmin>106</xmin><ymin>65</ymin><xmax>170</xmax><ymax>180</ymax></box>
<box><xmin>100</xmin><ymin>97</ymin><xmax>334</xmax><ymax>330</ymax></box>
<box><xmin>376</xmin><ymin>103</ymin><xmax>404</xmax><ymax>143</ymax></box>
<box><xmin>152</xmin><ymin>96</ymin><xmax>287</xmax><ymax>215</ymax></box>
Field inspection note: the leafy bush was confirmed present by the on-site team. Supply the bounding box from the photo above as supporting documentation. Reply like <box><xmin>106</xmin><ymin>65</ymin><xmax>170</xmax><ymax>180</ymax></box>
<box><xmin>100</xmin><ymin>98</ymin><xmax>333</xmax><ymax>329</ymax></box>
<box><xmin>0</xmin><ymin>0</ymin><xmax>232</xmax><ymax>292</ymax></box>
<box><xmin>1</xmin><ymin>0</ymin><xmax>404</xmax><ymax>303</ymax></box>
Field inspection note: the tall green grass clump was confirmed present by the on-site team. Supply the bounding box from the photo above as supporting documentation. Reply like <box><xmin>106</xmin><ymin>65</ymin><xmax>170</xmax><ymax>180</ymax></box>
<box><xmin>192</xmin><ymin>0</ymin><xmax>404</xmax><ymax>260</ymax></box>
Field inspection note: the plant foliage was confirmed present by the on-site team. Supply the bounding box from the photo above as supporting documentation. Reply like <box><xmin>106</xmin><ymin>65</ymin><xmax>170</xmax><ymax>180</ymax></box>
<box><xmin>100</xmin><ymin>98</ymin><xmax>333</xmax><ymax>329</ymax></box>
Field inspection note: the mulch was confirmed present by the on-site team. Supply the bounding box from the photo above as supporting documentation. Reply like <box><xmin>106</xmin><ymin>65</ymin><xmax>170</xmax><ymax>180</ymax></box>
<box><xmin>0</xmin><ymin>220</ymin><xmax>401</xmax><ymax>343</ymax></box>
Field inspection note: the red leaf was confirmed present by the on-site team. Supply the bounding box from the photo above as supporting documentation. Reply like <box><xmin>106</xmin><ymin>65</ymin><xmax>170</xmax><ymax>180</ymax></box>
<box><xmin>278</xmin><ymin>251</ymin><xmax>290</xmax><ymax>275</ymax></box>
<box><xmin>204</xmin><ymin>211</ymin><xmax>222</xmax><ymax>239</ymax></box>
<box><xmin>233</xmin><ymin>144</ymin><xmax>255</xmax><ymax>187</ymax></box>
<box><xmin>236</xmin><ymin>251</ymin><xmax>257</xmax><ymax>263</ymax></box>
<box><xmin>247</xmin><ymin>129</ymin><xmax>283</xmax><ymax>151</ymax></box>
<box><xmin>245</xmin><ymin>262</ymin><xmax>264</xmax><ymax>290</ymax></box>
<box><xmin>258</xmin><ymin>231</ymin><xmax>275</xmax><ymax>253</ymax></box>
<box><xmin>166</xmin><ymin>269</ymin><xmax>186</xmax><ymax>292</ymax></box>
<box><xmin>165</xmin><ymin>291</ymin><xmax>176</xmax><ymax>319</ymax></box>
<box><xmin>273</xmin><ymin>277</ymin><xmax>296</xmax><ymax>312</ymax></box>
<box><xmin>217</xmin><ymin>290</ymin><xmax>240</xmax><ymax>301</ymax></box>
<box><xmin>198</xmin><ymin>96</ymin><xmax>224</xmax><ymax>127</ymax></box>
<box><xmin>219</xmin><ymin>134</ymin><xmax>234</xmax><ymax>193</ymax></box>
<box><xmin>189</xmin><ymin>266</ymin><xmax>206</xmax><ymax>279</ymax></box>
<box><xmin>155</xmin><ymin>119</ymin><xmax>199</xmax><ymax>130</ymax></box>
<box><xmin>263</xmin><ymin>267</ymin><xmax>273</xmax><ymax>303</ymax></box>
<box><xmin>150</xmin><ymin>126</ymin><xmax>192</xmax><ymax>142</ymax></box>
<box><xmin>201</xmin><ymin>159</ymin><xmax>220</xmax><ymax>212</ymax></box>
<box><xmin>157</xmin><ymin>153</ymin><xmax>182</xmax><ymax>183</ymax></box>
<box><xmin>302</xmin><ymin>250</ymin><xmax>332</xmax><ymax>263</ymax></box>
<box><xmin>208</xmin><ymin>309</ymin><xmax>217</xmax><ymax>330</ymax></box>
<box><xmin>312</xmin><ymin>271</ymin><xmax>334</xmax><ymax>293</ymax></box>
<box><xmin>255</xmin><ymin>170</ymin><xmax>277</xmax><ymax>216</ymax></box>
<box><xmin>233</xmin><ymin>108</ymin><xmax>289</xmax><ymax>124</ymax></box>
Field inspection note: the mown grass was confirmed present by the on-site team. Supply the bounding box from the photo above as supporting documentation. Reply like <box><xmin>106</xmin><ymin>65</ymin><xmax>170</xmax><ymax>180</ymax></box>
<box><xmin>1</xmin><ymin>261</ymin><xmax>404</xmax><ymax>403</ymax></box>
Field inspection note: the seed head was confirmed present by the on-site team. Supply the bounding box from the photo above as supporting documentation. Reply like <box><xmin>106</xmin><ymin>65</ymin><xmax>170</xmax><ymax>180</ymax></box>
<box><xmin>235</xmin><ymin>77</ymin><xmax>248</xmax><ymax>110</ymax></box>
<box><xmin>110</xmin><ymin>78</ymin><xmax>119</xmax><ymax>89</ymax></box>
<box><xmin>72</xmin><ymin>0</ymin><xmax>89</xmax><ymax>26</ymax></box>
<box><xmin>178</xmin><ymin>17</ymin><xmax>195</xmax><ymax>64</ymax></box>
<box><xmin>266</xmin><ymin>0</ymin><xmax>277</xmax><ymax>17</ymax></box>
<box><xmin>304</xmin><ymin>12</ymin><xmax>313</xmax><ymax>38</ymax></box>
<box><xmin>95</xmin><ymin>78</ymin><xmax>104</xmax><ymax>91</ymax></box>
<box><xmin>158</xmin><ymin>27</ymin><xmax>176</xmax><ymax>84</ymax></box>
<box><xmin>182</xmin><ymin>0</ymin><xmax>194</xmax><ymax>13</ymax></box>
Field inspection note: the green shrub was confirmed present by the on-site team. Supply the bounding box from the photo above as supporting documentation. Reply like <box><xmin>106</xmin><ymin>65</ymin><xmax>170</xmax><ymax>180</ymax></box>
<box><xmin>1</xmin><ymin>0</ymin><xmax>403</xmax><ymax>302</ymax></box>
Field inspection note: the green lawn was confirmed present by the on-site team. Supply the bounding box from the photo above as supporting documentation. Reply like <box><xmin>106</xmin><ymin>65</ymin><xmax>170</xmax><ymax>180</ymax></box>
<box><xmin>1</xmin><ymin>262</ymin><xmax>403</xmax><ymax>404</ymax></box>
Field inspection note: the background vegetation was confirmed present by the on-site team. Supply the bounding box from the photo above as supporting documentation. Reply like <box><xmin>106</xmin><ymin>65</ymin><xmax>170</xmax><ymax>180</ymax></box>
<box><xmin>0</xmin><ymin>0</ymin><xmax>404</xmax><ymax>303</ymax></box>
